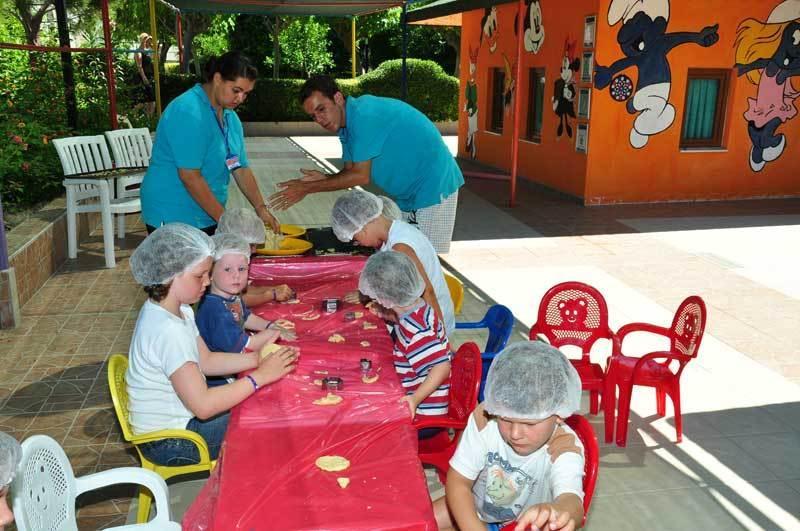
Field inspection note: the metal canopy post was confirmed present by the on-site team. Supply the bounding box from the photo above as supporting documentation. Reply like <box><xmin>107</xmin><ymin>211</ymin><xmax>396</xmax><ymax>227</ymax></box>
<box><xmin>401</xmin><ymin>1</ymin><xmax>408</xmax><ymax>101</ymax></box>
<box><xmin>351</xmin><ymin>17</ymin><xmax>357</xmax><ymax>78</ymax></box>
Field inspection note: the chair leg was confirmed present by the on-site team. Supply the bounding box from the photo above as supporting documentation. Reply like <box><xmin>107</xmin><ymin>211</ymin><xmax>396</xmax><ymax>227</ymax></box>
<box><xmin>589</xmin><ymin>389</ymin><xmax>599</xmax><ymax>416</ymax></box>
<box><xmin>603</xmin><ymin>376</ymin><xmax>616</xmax><ymax>443</ymax></box>
<box><xmin>66</xmin><ymin>188</ymin><xmax>78</xmax><ymax>259</ymax></box>
<box><xmin>99</xmin><ymin>185</ymin><xmax>116</xmax><ymax>268</ymax></box>
<box><xmin>670</xmin><ymin>384</ymin><xmax>682</xmax><ymax>443</ymax></box>
<box><xmin>137</xmin><ymin>487</ymin><xmax>153</xmax><ymax>524</ymax></box>
<box><xmin>656</xmin><ymin>389</ymin><xmax>666</xmax><ymax>417</ymax></box>
<box><xmin>615</xmin><ymin>381</ymin><xmax>633</xmax><ymax>447</ymax></box>
<box><xmin>117</xmin><ymin>213</ymin><xmax>126</xmax><ymax>239</ymax></box>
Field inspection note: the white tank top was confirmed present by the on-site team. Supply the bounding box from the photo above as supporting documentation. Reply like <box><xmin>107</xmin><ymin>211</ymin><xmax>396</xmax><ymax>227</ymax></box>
<box><xmin>382</xmin><ymin>220</ymin><xmax>455</xmax><ymax>336</ymax></box>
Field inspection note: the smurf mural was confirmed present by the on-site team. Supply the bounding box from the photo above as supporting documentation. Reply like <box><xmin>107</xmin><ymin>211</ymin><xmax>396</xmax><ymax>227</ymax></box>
<box><xmin>734</xmin><ymin>0</ymin><xmax>800</xmax><ymax>172</ymax></box>
<box><xmin>594</xmin><ymin>0</ymin><xmax>720</xmax><ymax>148</ymax></box>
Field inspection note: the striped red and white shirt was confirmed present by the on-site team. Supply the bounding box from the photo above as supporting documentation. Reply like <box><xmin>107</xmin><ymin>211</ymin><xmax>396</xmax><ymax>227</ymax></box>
<box><xmin>392</xmin><ymin>302</ymin><xmax>451</xmax><ymax>416</ymax></box>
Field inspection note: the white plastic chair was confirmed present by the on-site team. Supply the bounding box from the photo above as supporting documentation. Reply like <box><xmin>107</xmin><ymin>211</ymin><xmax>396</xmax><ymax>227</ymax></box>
<box><xmin>53</xmin><ymin>136</ymin><xmax>141</xmax><ymax>268</ymax></box>
<box><xmin>10</xmin><ymin>434</ymin><xmax>180</xmax><ymax>531</ymax></box>
<box><xmin>104</xmin><ymin>128</ymin><xmax>152</xmax><ymax>199</ymax></box>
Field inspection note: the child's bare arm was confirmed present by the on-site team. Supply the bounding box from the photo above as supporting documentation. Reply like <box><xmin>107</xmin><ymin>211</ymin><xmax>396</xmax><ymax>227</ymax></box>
<box><xmin>196</xmin><ymin>336</ymin><xmax>259</xmax><ymax>376</ymax></box>
<box><xmin>245</xmin><ymin>312</ymin><xmax>270</xmax><ymax>330</ymax></box>
<box><xmin>243</xmin><ymin>284</ymin><xmax>294</xmax><ymax>307</ymax></box>
<box><xmin>244</xmin><ymin>328</ymin><xmax>281</xmax><ymax>352</ymax></box>
<box><xmin>513</xmin><ymin>493</ymin><xmax>583</xmax><ymax>531</ymax></box>
<box><xmin>445</xmin><ymin>468</ymin><xmax>486</xmax><ymax>531</ymax></box>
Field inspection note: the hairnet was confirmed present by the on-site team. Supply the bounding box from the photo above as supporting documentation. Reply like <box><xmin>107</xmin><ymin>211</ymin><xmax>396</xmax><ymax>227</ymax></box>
<box><xmin>358</xmin><ymin>250</ymin><xmax>424</xmax><ymax>308</ymax></box>
<box><xmin>211</xmin><ymin>232</ymin><xmax>251</xmax><ymax>261</ymax></box>
<box><xmin>0</xmin><ymin>431</ymin><xmax>21</xmax><ymax>487</ymax></box>
<box><xmin>484</xmin><ymin>341</ymin><xmax>581</xmax><ymax>420</ymax></box>
<box><xmin>218</xmin><ymin>208</ymin><xmax>267</xmax><ymax>245</ymax></box>
<box><xmin>379</xmin><ymin>195</ymin><xmax>401</xmax><ymax>221</ymax></box>
<box><xmin>331</xmin><ymin>190</ymin><xmax>383</xmax><ymax>242</ymax></box>
<box><xmin>130</xmin><ymin>223</ymin><xmax>214</xmax><ymax>286</ymax></box>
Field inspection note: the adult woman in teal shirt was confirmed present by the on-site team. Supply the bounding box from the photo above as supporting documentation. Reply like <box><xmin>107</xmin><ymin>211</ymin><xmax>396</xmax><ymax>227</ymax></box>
<box><xmin>141</xmin><ymin>52</ymin><xmax>279</xmax><ymax>235</ymax></box>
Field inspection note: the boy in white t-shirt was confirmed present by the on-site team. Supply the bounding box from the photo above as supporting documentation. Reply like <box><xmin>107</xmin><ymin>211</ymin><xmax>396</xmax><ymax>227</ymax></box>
<box><xmin>331</xmin><ymin>189</ymin><xmax>455</xmax><ymax>337</ymax></box>
<box><xmin>126</xmin><ymin>223</ymin><xmax>298</xmax><ymax>466</ymax></box>
<box><xmin>434</xmin><ymin>341</ymin><xmax>585</xmax><ymax>531</ymax></box>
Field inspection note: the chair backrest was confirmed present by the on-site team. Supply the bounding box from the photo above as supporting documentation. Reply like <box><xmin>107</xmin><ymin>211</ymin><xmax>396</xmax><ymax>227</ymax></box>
<box><xmin>669</xmin><ymin>295</ymin><xmax>706</xmax><ymax>358</ymax></box>
<box><xmin>444</xmin><ymin>272</ymin><xmax>464</xmax><ymax>314</ymax></box>
<box><xmin>11</xmin><ymin>434</ymin><xmax>78</xmax><ymax>531</ymax></box>
<box><xmin>52</xmin><ymin>135</ymin><xmax>113</xmax><ymax>176</ymax></box>
<box><xmin>565</xmin><ymin>414</ymin><xmax>599</xmax><ymax>526</ymax></box>
<box><xmin>449</xmin><ymin>342</ymin><xmax>482</xmax><ymax>422</ymax></box>
<box><xmin>484</xmin><ymin>304</ymin><xmax>515</xmax><ymax>354</ymax></box>
<box><xmin>108</xmin><ymin>354</ymin><xmax>136</xmax><ymax>442</ymax></box>
<box><xmin>529</xmin><ymin>281</ymin><xmax>614</xmax><ymax>362</ymax></box>
<box><xmin>104</xmin><ymin>128</ymin><xmax>152</xmax><ymax>168</ymax></box>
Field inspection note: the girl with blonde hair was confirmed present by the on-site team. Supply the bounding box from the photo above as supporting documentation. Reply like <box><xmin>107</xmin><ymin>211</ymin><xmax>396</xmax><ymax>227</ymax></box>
<box><xmin>134</xmin><ymin>32</ymin><xmax>156</xmax><ymax>116</ymax></box>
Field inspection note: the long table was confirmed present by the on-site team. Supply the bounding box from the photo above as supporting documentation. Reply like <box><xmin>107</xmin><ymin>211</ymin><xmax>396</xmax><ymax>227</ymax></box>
<box><xmin>183</xmin><ymin>255</ymin><xmax>437</xmax><ymax>530</ymax></box>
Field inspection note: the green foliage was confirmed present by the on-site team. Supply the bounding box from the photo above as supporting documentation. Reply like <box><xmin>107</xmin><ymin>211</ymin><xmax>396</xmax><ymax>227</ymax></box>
<box><xmin>358</xmin><ymin>59</ymin><xmax>458</xmax><ymax>121</ymax></box>
<box><xmin>279</xmin><ymin>17</ymin><xmax>334</xmax><ymax>77</ymax></box>
<box><xmin>194</xmin><ymin>15</ymin><xmax>236</xmax><ymax>62</ymax></box>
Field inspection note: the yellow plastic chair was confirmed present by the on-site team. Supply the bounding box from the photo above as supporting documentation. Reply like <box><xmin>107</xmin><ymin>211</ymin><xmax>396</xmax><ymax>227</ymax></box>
<box><xmin>444</xmin><ymin>272</ymin><xmax>464</xmax><ymax>314</ymax></box>
<box><xmin>107</xmin><ymin>354</ymin><xmax>217</xmax><ymax>523</ymax></box>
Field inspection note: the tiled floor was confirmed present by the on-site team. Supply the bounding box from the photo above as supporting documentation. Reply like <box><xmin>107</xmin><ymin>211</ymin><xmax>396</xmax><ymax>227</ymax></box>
<box><xmin>1</xmin><ymin>136</ymin><xmax>799</xmax><ymax>530</ymax></box>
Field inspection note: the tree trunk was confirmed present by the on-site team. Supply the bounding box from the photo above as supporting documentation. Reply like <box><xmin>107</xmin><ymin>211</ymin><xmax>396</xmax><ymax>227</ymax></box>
<box><xmin>445</xmin><ymin>30</ymin><xmax>460</xmax><ymax>77</ymax></box>
<box><xmin>14</xmin><ymin>0</ymin><xmax>53</xmax><ymax>46</ymax></box>
<box><xmin>272</xmin><ymin>16</ymin><xmax>281</xmax><ymax>79</ymax></box>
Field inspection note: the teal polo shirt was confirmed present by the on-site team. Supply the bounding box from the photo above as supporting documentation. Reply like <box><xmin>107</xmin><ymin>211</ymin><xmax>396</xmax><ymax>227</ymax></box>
<box><xmin>338</xmin><ymin>95</ymin><xmax>463</xmax><ymax>212</ymax></box>
<box><xmin>141</xmin><ymin>83</ymin><xmax>249</xmax><ymax>229</ymax></box>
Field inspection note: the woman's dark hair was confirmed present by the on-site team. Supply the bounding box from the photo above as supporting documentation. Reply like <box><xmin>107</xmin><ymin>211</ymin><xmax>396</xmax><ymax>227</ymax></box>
<box><xmin>143</xmin><ymin>283</ymin><xmax>171</xmax><ymax>302</ymax></box>
<box><xmin>299</xmin><ymin>75</ymin><xmax>340</xmax><ymax>105</ymax></box>
<box><xmin>203</xmin><ymin>51</ymin><xmax>258</xmax><ymax>83</ymax></box>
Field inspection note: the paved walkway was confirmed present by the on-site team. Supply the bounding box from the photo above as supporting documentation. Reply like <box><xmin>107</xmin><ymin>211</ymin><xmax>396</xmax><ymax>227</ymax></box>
<box><xmin>0</xmin><ymin>136</ymin><xmax>798</xmax><ymax>529</ymax></box>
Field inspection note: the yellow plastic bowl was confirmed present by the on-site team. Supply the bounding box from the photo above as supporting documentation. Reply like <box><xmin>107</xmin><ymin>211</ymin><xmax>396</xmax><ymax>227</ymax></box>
<box><xmin>255</xmin><ymin>237</ymin><xmax>313</xmax><ymax>256</ymax></box>
<box><xmin>280</xmin><ymin>224</ymin><xmax>306</xmax><ymax>238</ymax></box>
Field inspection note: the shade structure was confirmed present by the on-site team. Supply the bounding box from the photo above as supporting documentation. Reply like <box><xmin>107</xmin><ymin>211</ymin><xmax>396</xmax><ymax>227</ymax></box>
<box><xmin>166</xmin><ymin>0</ymin><xmax>405</xmax><ymax>17</ymax></box>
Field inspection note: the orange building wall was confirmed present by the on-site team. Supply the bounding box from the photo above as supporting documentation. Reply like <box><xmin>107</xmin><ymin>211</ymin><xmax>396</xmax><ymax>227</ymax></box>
<box><xmin>458</xmin><ymin>0</ymin><xmax>598</xmax><ymax>199</ymax></box>
<box><xmin>458</xmin><ymin>0</ymin><xmax>800</xmax><ymax>204</ymax></box>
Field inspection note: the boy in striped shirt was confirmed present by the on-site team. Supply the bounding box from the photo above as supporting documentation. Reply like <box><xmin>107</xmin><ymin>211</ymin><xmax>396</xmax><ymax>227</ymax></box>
<box><xmin>359</xmin><ymin>251</ymin><xmax>452</xmax><ymax>419</ymax></box>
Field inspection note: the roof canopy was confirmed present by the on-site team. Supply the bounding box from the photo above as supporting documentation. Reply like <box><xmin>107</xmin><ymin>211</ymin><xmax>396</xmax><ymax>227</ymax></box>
<box><xmin>406</xmin><ymin>0</ymin><xmax>514</xmax><ymax>25</ymax></box>
<box><xmin>167</xmin><ymin>0</ymin><xmax>405</xmax><ymax>17</ymax></box>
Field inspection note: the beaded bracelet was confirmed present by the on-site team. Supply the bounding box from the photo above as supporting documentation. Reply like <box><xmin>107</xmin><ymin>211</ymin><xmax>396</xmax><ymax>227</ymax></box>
<box><xmin>245</xmin><ymin>375</ymin><xmax>258</xmax><ymax>392</ymax></box>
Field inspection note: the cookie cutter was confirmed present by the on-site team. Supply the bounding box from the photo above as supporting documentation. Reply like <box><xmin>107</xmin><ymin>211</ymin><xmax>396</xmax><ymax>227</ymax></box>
<box><xmin>322</xmin><ymin>376</ymin><xmax>343</xmax><ymax>391</ymax></box>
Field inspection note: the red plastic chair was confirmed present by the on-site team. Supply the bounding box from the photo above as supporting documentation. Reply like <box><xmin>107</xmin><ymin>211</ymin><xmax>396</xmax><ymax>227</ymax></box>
<box><xmin>604</xmin><ymin>295</ymin><xmax>707</xmax><ymax>447</ymax></box>
<box><xmin>499</xmin><ymin>414</ymin><xmax>600</xmax><ymax>531</ymax></box>
<box><xmin>529</xmin><ymin>282</ymin><xmax>618</xmax><ymax>415</ymax></box>
<box><xmin>414</xmin><ymin>341</ymin><xmax>482</xmax><ymax>485</ymax></box>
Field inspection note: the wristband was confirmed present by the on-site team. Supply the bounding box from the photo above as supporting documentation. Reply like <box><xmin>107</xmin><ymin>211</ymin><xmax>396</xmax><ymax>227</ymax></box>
<box><xmin>245</xmin><ymin>374</ymin><xmax>258</xmax><ymax>392</ymax></box>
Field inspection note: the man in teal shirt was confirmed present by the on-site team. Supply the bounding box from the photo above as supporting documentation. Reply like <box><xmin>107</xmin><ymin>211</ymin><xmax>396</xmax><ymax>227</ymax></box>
<box><xmin>141</xmin><ymin>52</ymin><xmax>278</xmax><ymax>234</ymax></box>
<box><xmin>269</xmin><ymin>75</ymin><xmax>464</xmax><ymax>253</ymax></box>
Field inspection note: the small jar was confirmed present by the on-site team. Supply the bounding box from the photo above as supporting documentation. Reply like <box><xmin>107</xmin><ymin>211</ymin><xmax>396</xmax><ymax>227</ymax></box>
<box><xmin>322</xmin><ymin>298</ymin><xmax>340</xmax><ymax>314</ymax></box>
<box><xmin>322</xmin><ymin>377</ymin><xmax>343</xmax><ymax>391</ymax></box>
<box><xmin>360</xmin><ymin>358</ymin><xmax>372</xmax><ymax>374</ymax></box>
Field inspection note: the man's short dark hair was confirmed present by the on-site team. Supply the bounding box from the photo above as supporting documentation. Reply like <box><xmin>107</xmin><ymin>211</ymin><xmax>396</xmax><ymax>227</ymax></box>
<box><xmin>299</xmin><ymin>75</ymin><xmax>340</xmax><ymax>105</ymax></box>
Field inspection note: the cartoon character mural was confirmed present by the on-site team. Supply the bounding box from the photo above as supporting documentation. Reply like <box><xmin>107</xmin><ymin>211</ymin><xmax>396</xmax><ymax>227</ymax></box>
<box><xmin>482</xmin><ymin>7</ymin><xmax>500</xmax><ymax>53</ymax></box>
<box><xmin>594</xmin><ymin>0</ymin><xmax>720</xmax><ymax>148</ymax></box>
<box><xmin>465</xmin><ymin>45</ymin><xmax>480</xmax><ymax>159</ymax></box>
<box><xmin>734</xmin><ymin>1</ymin><xmax>800</xmax><ymax>172</ymax></box>
<box><xmin>523</xmin><ymin>0</ymin><xmax>545</xmax><ymax>53</ymax></box>
<box><xmin>502</xmin><ymin>53</ymin><xmax>517</xmax><ymax>114</ymax></box>
<box><xmin>553</xmin><ymin>39</ymin><xmax>580</xmax><ymax>138</ymax></box>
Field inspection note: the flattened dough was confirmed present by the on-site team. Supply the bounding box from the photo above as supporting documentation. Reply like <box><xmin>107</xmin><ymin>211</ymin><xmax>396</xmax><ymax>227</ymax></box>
<box><xmin>362</xmin><ymin>322</ymin><xmax>377</xmax><ymax>330</ymax></box>
<box><xmin>259</xmin><ymin>343</ymin><xmax>282</xmax><ymax>359</ymax></box>
<box><xmin>274</xmin><ymin>319</ymin><xmax>296</xmax><ymax>330</ymax></box>
<box><xmin>301</xmin><ymin>312</ymin><xmax>321</xmax><ymax>321</ymax></box>
<box><xmin>360</xmin><ymin>341</ymin><xmax>370</xmax><ymax>347</ymax></box>
<box><xmin>337</xmin><ymin>477</ymin><xmax>350</xmax><ymax>488</ymax></box>
<box><xmin>328</xmin><ymin>334</ymin><xmax>345</xmax><ymax>343</ymax></box>
<box><xmin>316</xmin><ymin>455</ymin><xmax>350</xmax><ymax>472</ymax></box>
<box><xmin>286</xmin><ymin>299</ymin><xmax>301</xmax><ymax>304</ymax></box>
<box><xmin>361</xmin><ymin>374</ymin><xmax>380</xmax><ymax>384</ymax></box>
<box><xmin>353</xmin><ymin>311</ymin><xmax>364</xmax><ymax>318</ymax></box>
<box><xmin>313</xmin><ymin>392</ymin><xmax>343</xmax><ymax>406</ymax></box>
<box><xmin>313</xmin><ymin>379</ymin><xmax>323</xmax><ymax>386</ymax></box>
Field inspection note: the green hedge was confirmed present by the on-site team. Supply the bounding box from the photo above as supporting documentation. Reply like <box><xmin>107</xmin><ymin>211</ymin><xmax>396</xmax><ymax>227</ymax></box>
<box><xmin>159</xmin><ymin>58</ymin><xmax>458</xmax><ymax>122</ymax></box>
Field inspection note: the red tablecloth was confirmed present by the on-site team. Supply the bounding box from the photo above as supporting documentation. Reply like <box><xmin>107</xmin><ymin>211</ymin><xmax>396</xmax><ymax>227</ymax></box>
<box><xmin>183</xmin><ymin>255</ymin><xmax>437</xmax><ymax>530</ymax></box>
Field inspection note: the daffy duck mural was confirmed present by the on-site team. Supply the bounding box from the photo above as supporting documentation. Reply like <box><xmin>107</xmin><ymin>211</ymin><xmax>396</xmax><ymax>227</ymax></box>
<box><xmin>734</xmin><ymin>1</ymin><xmax>800</xmax><ymax>172</ymax></box>
<box><xmin>594</xmin><ymin>0</ymin><xmax>720</xmax><ymax>148</ymax></box>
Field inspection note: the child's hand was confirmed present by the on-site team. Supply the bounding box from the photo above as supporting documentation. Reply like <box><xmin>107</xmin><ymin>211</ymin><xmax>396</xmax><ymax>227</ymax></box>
<box><xmin>253</xmin><ymin>346</ymin><xmax>298</xmax><ymax>386</ymax></box>
<box><xmin>399</xmin><ymin>395</ymin><xmax>418</xmax><ymax>420</ymax></box>
<box><xmin>343</xmin><ymin>290</ymin><xmax>361</xmax><ymax>304</ymax></box>
<box><xmin>514</xmin><ymin>503</ymin><xmax>575</xmax><ymax>531</ymax></box>
<box><xmin>273</xmin><ymin>284</ymin><xmax>294</xmax><ymax>302</ymax></box>
<box><xmin>367</xmin><ymin>301</ymin><xmax>397</xmax><ymax>322</ymax></box>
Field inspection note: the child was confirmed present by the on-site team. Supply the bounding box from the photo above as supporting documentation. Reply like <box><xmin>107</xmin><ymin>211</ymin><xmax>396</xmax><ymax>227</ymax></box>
<box><xmin>127</xmin><ymin>223</ymin><xmax>298</xmax><ymax>465</ymax></box>
<box><xmin>0</xmin><ymin>431</ymin><xmax>21</xmax><ymax>530</ymax></box>
<box><xmin>434</xmin><ymin>341</ymin><xmax>585</xmax><ymax>531</ymax></box>
<box><xmin>332</xmin><ymin>189</ymin><xmax>455</xmax><ymax>338</ymax></box>
<box><xmin>359</xmin><ymin>251</ymin><xmax>451</xmax><ymax>419</ymax></box>
<box><xmin>217</xmin><ymin>207</ymin><xmax>294</xmax><ymax>306</ymax></box>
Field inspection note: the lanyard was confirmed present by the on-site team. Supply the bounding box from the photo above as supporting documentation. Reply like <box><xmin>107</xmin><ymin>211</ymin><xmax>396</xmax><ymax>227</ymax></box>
<box><xmin>211</xmin><ymin>105</ymin><xmax>232</xmax><ymax>157</ymax></box>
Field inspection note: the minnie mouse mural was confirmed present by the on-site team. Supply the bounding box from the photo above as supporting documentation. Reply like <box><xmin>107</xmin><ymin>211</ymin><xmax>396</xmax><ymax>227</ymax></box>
<box><xmin>553</xmin><ymin>39</ymin><xmax>580</xmax><ymax>138</ymax></box>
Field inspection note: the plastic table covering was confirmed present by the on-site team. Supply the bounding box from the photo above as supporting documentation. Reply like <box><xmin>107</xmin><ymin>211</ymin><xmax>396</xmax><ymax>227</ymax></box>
<box><xmin>183</xmin><ymin>255</ymin><xmax>437</xmax><ymax>530</ymax></box>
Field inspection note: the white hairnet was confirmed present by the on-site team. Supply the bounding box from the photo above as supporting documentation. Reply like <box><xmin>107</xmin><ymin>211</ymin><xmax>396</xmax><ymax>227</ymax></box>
<box><xmin>0</xmin><ymin>431</ymin><xmax>21</xmax><ymax>487</ymax></box>
<box><xmin>331</xmin><ymin>190</ymin><xmax>383</xmax><ymax>242</ymax></box>
<box><xmin>379</xmin><ymin>195</ymin><xmax>401</xmax><ymax>221</ymax></box>
<box><xmin>218</xmin><ymin>207</ymin><xmax>267</xmax><ymax>245</ymax></box>
<box><xmin>358</xmin><ymin>250</ymin><xmax>424</xmax><ymax>308</ymax></box>
<box><xmin>211</xmin><ymin>232</ymin><xmax>251</xmax><ymax>261</ymax></box>
<box><xmin>130</xmin><ymin>223</ymin><xmax>214</xmax><ymax>285</ymax></box>
<box><xmin>484</xmin><ymin>341</ymin><xmax>581</xmax><ymax>421</ymax></box>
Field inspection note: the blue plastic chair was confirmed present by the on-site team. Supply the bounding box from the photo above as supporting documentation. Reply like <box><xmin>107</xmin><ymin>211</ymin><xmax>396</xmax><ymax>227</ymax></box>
<box><xmin>455</xmin><ymin>304</ymin><xmax>515</xmax><ymax>401</ymax></box>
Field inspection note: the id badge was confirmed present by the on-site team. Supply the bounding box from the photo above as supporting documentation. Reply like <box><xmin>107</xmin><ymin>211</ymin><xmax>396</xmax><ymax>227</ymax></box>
<box><xmin>226</xmin><ymin>155</ymin><xmax>242</xmax><ymax>171</ymax></box>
